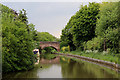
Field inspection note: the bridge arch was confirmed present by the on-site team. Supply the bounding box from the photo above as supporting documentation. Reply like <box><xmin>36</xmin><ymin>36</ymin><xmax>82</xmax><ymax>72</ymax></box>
<box><xmin>40</xmin><ymin>42</ymin><xmax>60</xmax><ymax>52</ymax></box>
<box><xmin>42</xmin><ymin>46</ymin><xmax>58</xmax><ymax>51</ymax></box>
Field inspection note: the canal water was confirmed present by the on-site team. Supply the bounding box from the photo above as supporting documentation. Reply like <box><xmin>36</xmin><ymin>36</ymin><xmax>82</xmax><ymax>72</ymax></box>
<box><xmin>2</xmin><ymin>53</ymin><xmax>120</xmax><ymax>78</ymax></box>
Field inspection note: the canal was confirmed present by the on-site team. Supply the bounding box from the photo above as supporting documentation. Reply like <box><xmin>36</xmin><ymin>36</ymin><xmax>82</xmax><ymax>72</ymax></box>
<box><xmin>2</xmin><ymin>53</ymin><xmax>120</xmax><ymax>78</ymax></box>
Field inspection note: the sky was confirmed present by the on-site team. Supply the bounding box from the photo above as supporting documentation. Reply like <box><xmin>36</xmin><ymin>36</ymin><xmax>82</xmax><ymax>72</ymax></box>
<box><xmin>1</xmin><ymin>0</ymin><xmax>105</xmax><ymax>38</ymax></box>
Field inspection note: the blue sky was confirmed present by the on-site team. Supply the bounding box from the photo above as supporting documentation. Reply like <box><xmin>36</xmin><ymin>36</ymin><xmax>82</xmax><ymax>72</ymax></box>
<box><xmin>1</xmin><ymin>1</ymin><xmax>102</xmax><ymax>38</ymax></box>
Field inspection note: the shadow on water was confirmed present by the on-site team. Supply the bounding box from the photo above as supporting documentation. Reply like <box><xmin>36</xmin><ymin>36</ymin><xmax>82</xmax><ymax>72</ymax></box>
<box><xmin>2</xmin><ymin>53</ymin><xmax>120</xmax><ymax>78</ymax></box>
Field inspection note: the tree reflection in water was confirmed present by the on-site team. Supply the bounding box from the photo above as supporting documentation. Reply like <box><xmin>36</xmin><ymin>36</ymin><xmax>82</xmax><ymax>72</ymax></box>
<box><xmin>60</xmin><ymin>57</ymin><xmax>119</xmax><ymax>78</ymax></box>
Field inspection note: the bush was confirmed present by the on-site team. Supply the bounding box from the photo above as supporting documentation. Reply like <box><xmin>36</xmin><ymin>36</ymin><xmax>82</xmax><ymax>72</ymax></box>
<box><xmin>61</xmin><ymin>46</ymin><xmax>70</xmax><ymax>53</ymax></box>
<box><xmin>60</xmin><ymin>41</ymin><xmax>68</xmax><ymax>49</ymax></box>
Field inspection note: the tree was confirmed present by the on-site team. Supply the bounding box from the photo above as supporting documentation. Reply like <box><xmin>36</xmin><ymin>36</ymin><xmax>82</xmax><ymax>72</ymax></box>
<box><xmin>1</xmin><ymin>4</ymin><xmax>36</xmax><ymax>73</ymax></box>
<box><xmin>61</xmin><ymin>16</ymin><xmax>76</xmax><ymax>51</ymax></box>
<box><xmin>72</xmin><ymin>3</ymin><xmax>100</xmax><ymax>49</ymax></box>
<box><xmin>28</xmin><ymin>23</ymin><xmax>38</xmax><ymax>41</ymax></box>
<box><xmin>95</xmin><ymin>2</ymin><xmax>119</xmax><ymax>53</ymax></box>
<box><xmin>61</xmin><ymin>2</ymin><xmax>100</xmax><ymax>51</ymax></box>
<box><xmin>17</xmin><ymin>9</ymin><xmax>28</xmax><ymax>24</ymax></box>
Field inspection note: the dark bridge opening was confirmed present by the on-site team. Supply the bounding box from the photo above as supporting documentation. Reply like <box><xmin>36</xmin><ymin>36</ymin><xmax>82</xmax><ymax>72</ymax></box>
<box><xmin>40</xmin><ymin>47</ymin><xmax>58</xmax><ymax>60</ymax></box>
<box><xmin>41</xmin><ymin>47</ymin><xmax>57</xmax><ymax>54</ymax></box>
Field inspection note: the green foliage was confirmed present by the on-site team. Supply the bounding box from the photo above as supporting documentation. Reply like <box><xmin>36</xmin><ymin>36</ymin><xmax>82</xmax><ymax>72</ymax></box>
<box><xmin>51</xmin><ymin>49</ymin><xmax>57</xmax><ymax>53</ymax></box>
<box><xmin>61</xmin><ymin>2</ymin><xmax>120</xmax><ymax>54</ymax></box>
<box><xmin>37</xmin><ymin>32</ymin><xmax>59</xmax><ymax>42</ymax></box>
<box><xmin>41</xmin><ymin>50</ymin><xmax>46</xmax><ymax>54</ymax></box>
<box><xmin>72</xmin><ymin>3</ymin><xmax>100</xmax><ymax>49</ymax></box>
<box><xmin>95</xmin><ymin>2</ymin><xmax>119</xmax><ymax>53</ymax></box>
<box><xmin>17</xmin><ymin>9</ymin><xmax>28</xmax><ymax>24</ymax></box>
<box><xmin>0</xmin><ymin>3</ymin><xmax>2</xmax><ymax>68</ymax></box>
<box><xmin>1</xmin><ymin>4</ymin><xmax>36</xmax><ymax>73</ymax></box>
<box><xmin>96</xmin><ymin>2</ymin><xmax>118</xmax><ymax>36</ymax></box>
<box><xmin>61</xmin><ymin>2</ymin><xmax>100</xmax><ymax>51</ymax></box>
<box><xmin>60</xmin><ymin>41</ymin><xmax>68</xmax><ymax>49</ymax></box>
<box><xmin>61</xmin><ymin>24</ymin><xmax>76</xmax><ymax>51</ymax></box>
<box><xmin>43</xmin><ymin>47</ymin><xmax>57</xmax><ymax>54</ymax></box>
<box><xmin>85</xmin><ymin>36</ymin><xmax>104</xmax><ymax>51</ymax></box>
<box><xmin>60</xmin><ymin>2</ymin><xmax>120</xmax><ymax>65</ymax></box>
<box><xmin>61</xmin><ymin>46</ymin><xmax>70</xmax><ymax>53</ymax></box>
<box><xmin>28</xmin><ymin>23</ymin><xmax>38</xmax><ymax>41</ymax></box>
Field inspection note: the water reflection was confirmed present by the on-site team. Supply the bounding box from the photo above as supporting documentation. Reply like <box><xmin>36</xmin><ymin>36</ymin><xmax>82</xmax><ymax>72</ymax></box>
<box><xmin>2</xmin><ymin>54</ymin><xmax>119</xmax><ymax>78</ymax></box>
<box><xmin>37</xmin><ymin>64</ymin><xmax>62</xmax><ymax>78</ymax></box>
<box><xmin>60</xmin><ymin>57</ymin><xmax>119</xmax><ymax>78</ymax></box>
<box><xmin>40</xmin><ymin>56</ymin><xmax>60</xmax><ymax>64</ymax></box>
<box><xmin>2</xmin><ymin>63</ymin><xmax>52</xmax><ymax>78</ymax></box>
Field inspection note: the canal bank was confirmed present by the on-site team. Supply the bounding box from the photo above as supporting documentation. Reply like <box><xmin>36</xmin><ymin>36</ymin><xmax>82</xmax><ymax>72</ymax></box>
<box><xmin>53</xmin><ymin>53</ymin><xmax>120</xmax><ymax>70</ymax></box>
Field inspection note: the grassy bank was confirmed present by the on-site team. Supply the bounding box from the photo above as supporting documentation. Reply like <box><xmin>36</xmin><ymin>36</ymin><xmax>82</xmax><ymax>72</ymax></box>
<box><xmin>58</xmin><ymin>51</ymin><xmax>119</xmax><ymax>64</ymax></box>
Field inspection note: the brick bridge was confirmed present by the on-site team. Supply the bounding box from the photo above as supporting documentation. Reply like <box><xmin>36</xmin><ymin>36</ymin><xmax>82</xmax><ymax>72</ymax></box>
<box><xmin>40</xmin><ymin>42</ymin><xmax>60</xmax><ymax>52</ymax></box>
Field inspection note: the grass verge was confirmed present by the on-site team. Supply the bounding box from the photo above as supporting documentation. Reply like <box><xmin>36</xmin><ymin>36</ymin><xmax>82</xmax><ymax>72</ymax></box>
<box><xmin>58</xmin><ymin>51</ymin><xmax>119</xmax><ymax>64</ymax></box>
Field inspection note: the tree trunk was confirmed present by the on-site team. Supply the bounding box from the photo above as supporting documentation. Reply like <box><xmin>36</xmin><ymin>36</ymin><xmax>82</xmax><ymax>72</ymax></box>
<box><xmin>104</xmin><ymin>39</ymin><xmax>106</xmax><ymax>51</ymax></box>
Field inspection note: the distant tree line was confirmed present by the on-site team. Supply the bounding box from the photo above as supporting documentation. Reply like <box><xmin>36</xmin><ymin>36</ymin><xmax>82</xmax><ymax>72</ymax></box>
<box><xmin>61</xmin><ymin>2</ymin><xmax>120</xmax><ymax>54</ymax></box>
<box><xmin>37</xmin><ymin>32</ymin><xmax>59</xmax><ymax>42</ymax></box>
